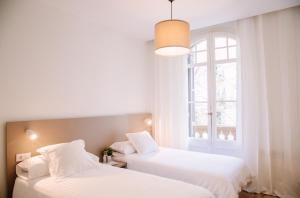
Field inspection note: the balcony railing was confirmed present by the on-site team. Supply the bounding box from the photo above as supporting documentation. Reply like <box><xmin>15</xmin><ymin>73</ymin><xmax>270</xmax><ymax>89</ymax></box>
<box><xmin>191</xmin><ymin>125</ymin><xmax>236</xmax><ymax>141</ymax></box>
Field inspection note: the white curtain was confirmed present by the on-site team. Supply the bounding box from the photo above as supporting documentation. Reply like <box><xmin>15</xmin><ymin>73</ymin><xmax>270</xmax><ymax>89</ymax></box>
<box><xmin>238</xmin><ymin>6</ymin><xmax>300</xmax><ymax>197</ymax></box>
<box><xmin>153</xmin><ymin>55</ymin><xmax>189</xmax><ymax>149</ymax></box>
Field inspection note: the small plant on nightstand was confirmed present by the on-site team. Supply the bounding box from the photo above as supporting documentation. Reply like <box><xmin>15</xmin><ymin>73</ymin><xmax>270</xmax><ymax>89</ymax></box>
<box><xmin>102</xmin><ymin>147</ymin><xmax>113</xmax><ymax>163</ymax></box>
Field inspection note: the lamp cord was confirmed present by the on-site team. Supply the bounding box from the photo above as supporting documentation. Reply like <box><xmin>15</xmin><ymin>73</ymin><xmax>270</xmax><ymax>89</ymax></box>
<box><xmin>169</xmin><ymin>0</ymin><xmax>174</xmax><ymax>20</ymax></box>
<box><xmin>171</xmin><ymin>1</ymin><xmax>173</xmax><ymax>19</ymax></box>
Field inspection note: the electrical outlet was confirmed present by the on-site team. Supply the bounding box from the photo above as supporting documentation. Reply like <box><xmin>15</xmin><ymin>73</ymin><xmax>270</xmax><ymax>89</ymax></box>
<box><xmin>16</xmin><ymin>152</ymin><xmax>31</xmax><ymax>162</ymax></box>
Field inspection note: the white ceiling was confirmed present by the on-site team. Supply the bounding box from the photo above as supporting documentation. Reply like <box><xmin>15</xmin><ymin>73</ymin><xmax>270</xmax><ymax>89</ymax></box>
<box><xmin>46</xmin><ymin>0</ymin><xmax>300</xmax><ymax>40</ymax></box>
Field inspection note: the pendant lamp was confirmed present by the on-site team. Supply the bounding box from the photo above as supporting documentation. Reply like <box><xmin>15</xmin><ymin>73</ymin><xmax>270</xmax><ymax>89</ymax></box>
<box><xmin>154</xmin><ymin>0</ymin><xmax>190</xmax><ymax>56</ymax></box>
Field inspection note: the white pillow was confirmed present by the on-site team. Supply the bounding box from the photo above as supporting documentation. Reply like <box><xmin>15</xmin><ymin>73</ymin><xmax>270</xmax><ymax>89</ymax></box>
<box><xmin>126</xmin><ymin>131</ymin><xmax>158</xmax><ymax>155</ymax></box>
<box><xmin>16</xmin><ymin>155</ymin><xmax>49</xmax><ymax>180</ymax></box>
<box><xmin>47</xmin><ymin>140</ymin><xmax>98</xmax><ymax>178</ymax></box>
<box><xmin>37</xmin><ymin>140</ymin><xmax>98</xmax><ymax>163</ymax></box>
<box><xmin>110</xmin><ymin>141</ymin><xmax>136</xmax><ymax>154</ymax></box>
<box><xmin>37</xmin><ymin>139</ymin><xmax>85</xmax><ymax>159</ymax></box>
<box><xmin>87</xmin><ymin>152</ymin><xmax>99</xmax><ymax>162</ymax></box>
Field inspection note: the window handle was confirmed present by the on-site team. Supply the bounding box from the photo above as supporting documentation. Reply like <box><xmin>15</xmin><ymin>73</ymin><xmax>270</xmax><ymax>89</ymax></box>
<box><xmin>208</xmin><ymin>112</ymin><xmax>213</xmax><ymax>116</ymax></box>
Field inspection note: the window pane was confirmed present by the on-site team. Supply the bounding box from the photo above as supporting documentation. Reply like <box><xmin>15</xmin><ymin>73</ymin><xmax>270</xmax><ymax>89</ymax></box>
<box><xmin>194</xmin><ymin>102</ymin><xmax>208</xmax><ymax>126</ymax></box>
<box><xmin>228</xmin><ymin>46</ymin><xmax>237</xmax><ymax>59</ymax></box>
<box><xmin>190</xmin><ymin>53</ymin><xmax>196</xmax><ymax>64</ymax></box>
<box><xmin>190</xmin><ymin>102</ymin><xmax>209</xmax><ymax>139</ymax></box>
<box><xmin>215</xmin><ymin>48</ymin><xmax>227</xmax><ymax>60</ymax></box>
<box><xmin>216</xmin><ymin>102</ymin><xmax>236</xmax><ymax>126</ymax></box>
<box><xmin>191</xmin><ymin>45</ymin><xmax>196</xmax><ymax>52</ymax></box>
<box><xmin>216</xmin><ymin>62</ymin><xmax>237</xmax><ymax>101</ymax></box>
<box><xmin>216</xmin><ymin>102</ymin><xmax>236</xmax><ymax>141</ymax></box>
<box><xmin>228</xmin><ymin>38</ymin><xmax>236</xmax><ymax>46</ymax></box>
<box><xmin>194</xmin><ymin>66</ymin><xmax>207</xmax><ymax>101</ymax></box>
<box><xmin>215</xmin><ymin>37</ymin><xmax>226</xmax><ymax>48</ymax></box>
<box><xmin>196</xmin><ymin>40</ymin><xmax>207</xmax><ymax>51</ymax></box>
<box><xmin>196</xmin><ymin>51</ymin><xmax>207</xmax><ymax>63</ymax></box>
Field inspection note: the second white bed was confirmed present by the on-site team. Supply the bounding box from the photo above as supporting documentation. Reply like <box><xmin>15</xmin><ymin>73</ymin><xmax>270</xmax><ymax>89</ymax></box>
<box><xmin>114</xmin><ymin>147</ymin><xmax>252</xmax><ymax>198</ymax></box>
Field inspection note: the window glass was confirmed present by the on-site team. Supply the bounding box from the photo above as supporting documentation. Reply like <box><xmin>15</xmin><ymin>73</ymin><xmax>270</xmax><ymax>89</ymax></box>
<box><xmin>196</xmin><ymin>52</ymin><xmax>207</xmax><ymax>63</ymax></box>
<box><xmin>192</xmin><ymin>102</ymin><xmax>209</xmax><ymax>139</ymax></box>
<box><xmin>193</xmin><ymin>66</ymin><xmax>208</xmax><ymax>101</ymax></box>
<box><xmin>196</xmin><ymin>40</ymin><xmax>207</xmax><ymax>51</ymax></box>
<box><xmin>228</xmin><ymin>47</ymin><xmax>237</xmax><ymax>59</ymax></box>
<box><xmin>228</xmin><ymin>38</ymin><xmax>236</xmax><ymax>46</ymax></box>
<box><xmin>216</xmin><ymin>102</ymin><xmax>236</xmax><ymax>141</ymax></box>
<box><xmin>215</xmin><ymin>37</ymin><xmax>227</xmax><ymax>48</ymax></box>
<box><xmin>191</xmin><ymin>45</ymin><xmax>196</xmax><ymax>52</ymax></box>
<box><xmin>215</xmin><ymin>48</ymin><xmax>227</xmax><ymax>60</ymax></box>
<box><xmin>216</xmin><ymin>63</ymin><xmax>237</xmax><ymax>101</ymax></box>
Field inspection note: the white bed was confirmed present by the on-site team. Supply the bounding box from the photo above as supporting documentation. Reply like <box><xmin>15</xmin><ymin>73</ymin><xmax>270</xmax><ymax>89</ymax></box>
<box><xmin>13</xmin><ymin>163</ymin><xmax>214</xmax><ymax>198</ymax></box>
<box><xmin>114</xmin><ymin>147</ymin><xmax>252</xmax><ymax>198</ymax></box>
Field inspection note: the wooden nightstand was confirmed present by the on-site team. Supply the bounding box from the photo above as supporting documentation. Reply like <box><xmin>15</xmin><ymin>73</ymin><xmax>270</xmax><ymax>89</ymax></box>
<box><xmin>104</xmin><ymin>161</ymin><xmax>127</xmax><ymax>168</ymax></box>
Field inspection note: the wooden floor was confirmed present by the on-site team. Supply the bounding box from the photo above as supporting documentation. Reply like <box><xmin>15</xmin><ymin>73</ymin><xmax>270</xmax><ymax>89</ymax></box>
<box><xmin>239</xmin><ymin>191</ymin><xmax>277</xmax><ymax>198</ymax></box>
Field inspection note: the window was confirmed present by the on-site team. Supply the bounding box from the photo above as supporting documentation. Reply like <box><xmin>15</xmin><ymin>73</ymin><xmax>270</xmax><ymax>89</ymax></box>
<box><xmin>188</xmin><ymin>32</ymin><xmax>240</xmax><ymax>151</ymax></box>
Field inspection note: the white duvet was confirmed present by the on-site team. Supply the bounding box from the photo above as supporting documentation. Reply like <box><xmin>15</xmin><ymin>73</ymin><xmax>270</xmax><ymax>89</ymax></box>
<box><xmin>13</xmin><ymin>163</ymin><xmax>213</xmax><ymax>198</ymax></box>
<box><xmin>118</xmin><ymin>147</ymin><xmax>252</xmax><ymax>198</ymax></box>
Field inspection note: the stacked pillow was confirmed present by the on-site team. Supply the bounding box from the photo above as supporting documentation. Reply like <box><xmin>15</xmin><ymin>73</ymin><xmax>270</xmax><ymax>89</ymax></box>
<box><xmin>45</xmin><ymin>140</ymin><xmax>98</xmax><ymax>178</ymax></box>
<box><xmin>16</xmin><ymin>139</ymin><xmax>99</xmax><ymax>180</ymax></box>
<box><xmin>110</xmin><ymin>131</ymin><xmax>158</xmax><ymax>157</ymax></box>
<box><xmin>16</xmin><ymin>155</ymin><xmax>49</xmax><ymax>180</ymax></box>
<box><xmin>110</xmin><ymin>141</ymin><xmax>136</xmax><ymax>155</ymax></box>
<box><xmin>126</xmin><ymin>131</ymin><xmax>159</xmax><ymax>155</ymax></box>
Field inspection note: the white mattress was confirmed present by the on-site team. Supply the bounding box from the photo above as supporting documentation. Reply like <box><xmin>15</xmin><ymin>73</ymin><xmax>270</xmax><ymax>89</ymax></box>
<box><xmin>13</xmin><ymin>163</ymin><xmax>214</xmax><ymax>198</ymax></box>
<box><xmin>116</xmin><ymin>147</ymin><xmax>252</xmax><ymax>198</ymax></box>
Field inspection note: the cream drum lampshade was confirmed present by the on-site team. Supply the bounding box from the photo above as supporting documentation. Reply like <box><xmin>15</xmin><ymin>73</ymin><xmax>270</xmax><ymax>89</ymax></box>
<box><xmin>154</xmin><ymin>0</ymin><xmax>190</xmax><ymax>56</ymax></box>
<box><xmin>155</xmin><ymin>19</ymin><xmax>190</xmax><ymax>56</ymax></box>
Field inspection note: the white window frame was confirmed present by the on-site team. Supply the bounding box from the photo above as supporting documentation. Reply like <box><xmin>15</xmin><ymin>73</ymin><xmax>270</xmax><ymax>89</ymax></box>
<box><xmin>188</xmin><ymin>32</ymin><xmax>242</xmax><ymax>154</ymax></box>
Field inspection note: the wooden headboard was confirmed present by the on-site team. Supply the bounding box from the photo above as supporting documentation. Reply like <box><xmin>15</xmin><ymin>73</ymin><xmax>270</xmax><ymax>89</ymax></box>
<box><xmin>6</xmin><ymin>113</ymin><xmax>152</xmax><ymax>197</ymax></box>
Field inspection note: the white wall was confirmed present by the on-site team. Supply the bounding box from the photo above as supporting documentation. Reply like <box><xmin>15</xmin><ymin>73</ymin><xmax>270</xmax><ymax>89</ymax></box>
<box><xmin>0</xmin><ymin>1</ymin><xmax>153</xmax><ymax>197</ymax></box>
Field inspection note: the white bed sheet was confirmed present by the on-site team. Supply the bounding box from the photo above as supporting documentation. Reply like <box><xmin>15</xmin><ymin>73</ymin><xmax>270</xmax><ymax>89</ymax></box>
<box><xmin>117</xmin><ymin>147</ymin><xmax>252</xmax><ymax>198</ymax></box>
<box><xmin>13</xmin><ymin>163</ymin><xmax>214</xmax><ymax>198</ymax></box>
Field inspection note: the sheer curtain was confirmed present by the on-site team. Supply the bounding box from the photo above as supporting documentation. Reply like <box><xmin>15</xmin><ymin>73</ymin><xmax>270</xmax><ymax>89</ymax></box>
<box><xmin>238</xmin><ymin>6</ymin><xmax>300</xmax><ymax>197</ymax></box>
<box><xmin>153</xmin><ymin>56</ymin><xmax>189</xmax><ymax>149</ymax></box>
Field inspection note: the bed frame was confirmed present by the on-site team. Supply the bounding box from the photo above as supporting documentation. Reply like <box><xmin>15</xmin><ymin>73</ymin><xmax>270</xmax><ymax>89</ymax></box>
<box><xmin>6</xmin><ymin>113</ymin><xmax>152</xmax><ymax>198</ymax></box>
